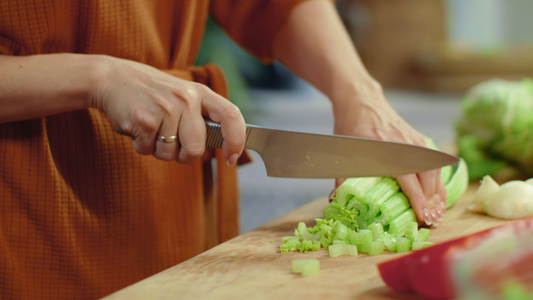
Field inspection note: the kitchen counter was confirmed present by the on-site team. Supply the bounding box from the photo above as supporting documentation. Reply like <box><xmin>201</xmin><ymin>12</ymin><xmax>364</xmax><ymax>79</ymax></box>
<box><xmin>104</xmin><ymin>183</ymin><xmax>510</xmax><ymax>300</ymax></box>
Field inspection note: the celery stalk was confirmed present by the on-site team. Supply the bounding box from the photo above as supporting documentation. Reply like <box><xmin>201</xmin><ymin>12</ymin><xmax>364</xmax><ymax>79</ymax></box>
<box><xmin>388</xmin><ymin>209</ymin><xmax>417</xmax><ymax>237</ymax></box>
<box><xmin>357</xmin><ymin>177</ymin><xmax>400</xmax><ymax>219</ymax></box>
<box><xmin>334</xmin><ymin>177</ymin><xmax>381</xmax><ymax>207</ymax></box>
<box><xmin>445</xmin><ymin>158</ymin><xmax>469</xmax><ymax>208</ymax></box>
<box><xmin>374</xmin><ymin>193</ymin><xmax>410</xmax><ymax>225</ymax></box>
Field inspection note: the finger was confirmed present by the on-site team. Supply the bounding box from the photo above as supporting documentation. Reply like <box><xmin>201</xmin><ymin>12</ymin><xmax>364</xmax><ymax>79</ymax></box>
<box><xmin>329</xmin><ymin>178</ymin><xmax>347</xmax><ymax>202</ymax></box>
<box><xmin>130</xmin><ymin>112</ymin><xmax>160</xmax><ymax>155</ymax></box>
<box><xmin>396</xmin><ymin>173</ymin><xmax>429</xmax><ymax>225</ymax></box>
<box><xmin>153</xmin><ymin>113</ymin><xmax>180</xmax><ymax>161</ymax></box>
<box><xmin>176</xmin><ymin>111</ymin><xmax>206</xmax><ymax>163</ymax></box>
<box><xmin>418</xmin><ymin>169</ymin><xmax>441</xmax><ymax>225</ymax></box>
<box><xmin>419</xmin><ymin>169</ymin><xmax>438</xmax><ymax>200</ymax></box>
<box><xmin>202</xmin><ymin>90</ymin><xmax>246</xmax><ymax>165</ymax></box>
<box><xmin>436</xmin><ymin>178</ymin><xmax>447</xmax><ymax>224</ymax></box>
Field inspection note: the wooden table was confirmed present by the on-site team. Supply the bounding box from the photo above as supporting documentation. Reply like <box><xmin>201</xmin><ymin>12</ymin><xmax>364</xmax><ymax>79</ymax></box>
<box><xmin>104</xmin><ymin>184</ymin><xmax>511</xmax><ymax>300</ymax></box>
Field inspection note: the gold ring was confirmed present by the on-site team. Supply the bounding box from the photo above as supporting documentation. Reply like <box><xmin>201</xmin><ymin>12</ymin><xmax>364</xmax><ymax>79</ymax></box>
<box><xmin>157</xmin><ymin>135</ymin><xmax>178</xmax><ymax>143</ymax></box>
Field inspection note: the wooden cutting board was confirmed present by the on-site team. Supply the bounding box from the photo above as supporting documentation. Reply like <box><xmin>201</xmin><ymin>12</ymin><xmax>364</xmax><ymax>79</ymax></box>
<box><xmin>104</xmin><ymin>183</ymin><xmax>512</xmax><ymax>300</ymax></box>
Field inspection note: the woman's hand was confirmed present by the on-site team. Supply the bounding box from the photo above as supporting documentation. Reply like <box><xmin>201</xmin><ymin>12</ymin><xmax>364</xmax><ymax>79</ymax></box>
<box><xmin>271</xmin><ymin>0</ymin><xmax>446</xmax><ymax>226</ymax></box>
<box><xmin>329</xmin><ymin>81</ymin><xmax>446</xmax><ymax>227</ymax></box>
<box><xmin>0</xmin><ymin>53</ymin><xmax>246</xmax><ymax>165</ymax></box>
<box><xmin>89</xmin><ymin>56</ymin><xmax>246</xmax><ymax>165</ymax></box>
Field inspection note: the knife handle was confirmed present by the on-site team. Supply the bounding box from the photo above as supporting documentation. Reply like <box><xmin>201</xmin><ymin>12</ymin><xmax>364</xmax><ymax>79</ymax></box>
<box><xmin>114</xmin><ymin>121</ymin><xmax>224</xmax><ymax>149</ymax></box>
<box><xmin>205</xmin><ymin>120</ymin><xmax>223</xmax><ymax>148</ymax></box>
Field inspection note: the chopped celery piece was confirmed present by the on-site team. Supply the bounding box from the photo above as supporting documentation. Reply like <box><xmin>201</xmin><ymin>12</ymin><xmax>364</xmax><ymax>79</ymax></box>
<box><xmin>333</xmin><ymin>220</ymin><xmax>349</xmax><ymax>241</ymax></box>
<box><xmin>282</xmin><ymin>236</ymin><xmax>297</xmax><ymax>243</ymax></box>
<box><xmin>332</xmin><ymin>240</ymin><xmax>348</xmax><ymax>245</ymax></box>
<box><xmin>404</xmin><ymin>222</ymin><xmax>419</xmax><ymax>240</ymax></box>
<box><xmin>388</xmin><ymin>209</ymin><xmax>417</xmax><ymax>237</ymax></box>
<box><xmin>411</xmin><ymin>241</ymin><xmax>435</xmax><ymax>250</ymax></box>
<box><xmin>319</xmin><ymin>237</ymin><xmax>331</xmax><ymax>249</ymax></box>
<box><xmin>280</xmin><ymin>237</ymin><xmax>301</xmax><ymax>253</ymax></box>
<box><xmin>350</xmin><ymin>229</ymin><xmax>372</xmax><ymax>245</ymax></box>
<box><xmin>415</xmin><ymin>228</ymin><xmax>431</xmax><ymax>242</ymax></box>
<box><xmin>292</xmin><ymin>259</ymin><xmax>320</xmax><ymax>276</ymax></box>
<box><xmin>358</xmin><ymin>242</ymin><xmax>370</xmax><ymax>253</ymax></box>
<box><xmin>296</xmin><ymin>222</ymin><xmax>321</xmax><ymax>241</ymax></box>
<box><xmin>298</xmin><ymin>240</ymin><xmax>321</xmax><ymax>252</ymax></box>
<box><xmin>368</xmin><ymin>241</ymin><xmax>385</xmax><ymax>256</ymax></box>
<box><xmin>322</xmin><ymin>203</ymin><xmax>358</xmax><ymax>230</ymax></box>
<box><xmin>396</xmin><ymin>237</ymin><xmax>412</xmax><ymax>253</ymax></box>
<box><xmin>368</xmin><ymin>222</ymin><xmax>384</xmax><ymax>240</ymax></box>
<box><xmin>328</xmin><ymin>244</ymin><xmax>358</xmax><ymax>257</ymax></box>
<box><xmin>377</xmin><ymin>232</ymin><xmax>397</xmax><ymax>252</ymax></box>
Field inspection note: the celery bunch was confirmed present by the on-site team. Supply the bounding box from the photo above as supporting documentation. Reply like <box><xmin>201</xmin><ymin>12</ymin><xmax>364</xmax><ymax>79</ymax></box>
<box><xmin>325</xmin><ymin>158</ymin><xmax>467</xmax><ymax>232</ymax></box>
<box><xmin>280</xmin><ymin>158</ymin><xmax>468</xmax><ymax>255</ymax></box>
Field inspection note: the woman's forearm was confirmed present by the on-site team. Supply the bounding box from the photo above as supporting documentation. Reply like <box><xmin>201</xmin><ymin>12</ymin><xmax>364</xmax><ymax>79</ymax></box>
<box><xmin>271</xmin><ymin>0</ymin><xmax>376</xmax><ymax>113</ymax></box>
<box><xmin>0</xmin><ymin>53</ymin><xmax>103</xmax><ymax>123</ymax></box>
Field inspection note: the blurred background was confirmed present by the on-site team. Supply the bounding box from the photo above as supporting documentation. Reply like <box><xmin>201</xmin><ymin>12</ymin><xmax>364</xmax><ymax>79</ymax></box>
<box><xmin>196</xmin><ymin>0</ymin><xmax>533</xmax><ymax>233</ymax></box>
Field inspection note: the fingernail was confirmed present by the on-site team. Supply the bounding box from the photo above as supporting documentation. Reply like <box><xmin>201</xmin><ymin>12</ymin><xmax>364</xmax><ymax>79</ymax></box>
<box><xmin>423</xmin><ymin>208</ymin><xmax>432</xmax><ymax>226</ymax></box>
<box><xmin>441</xmin><ymin>202</ymin><xmax>447</xmax><ymax>212</ymax></box>
<box><xmin>430</xmin><ymin>209</ymin><xmax>437</xmax><ymax>222</ymax></box>
<box><xmin>436</xmin><ymin>206</ymin><xmax>442</xmax><ymax>219</ymax></box>
<box><xmin>226</xmin><ymin>153</ymin><xmax>239</xmax><ymax>166</ymax></box>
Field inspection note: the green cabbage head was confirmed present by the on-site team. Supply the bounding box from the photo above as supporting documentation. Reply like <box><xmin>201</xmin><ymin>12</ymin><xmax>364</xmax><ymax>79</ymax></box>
<box><xmin>456</xmin><ymin>78</ymin><xmax>533</xmax><ymax>179</ymax></box>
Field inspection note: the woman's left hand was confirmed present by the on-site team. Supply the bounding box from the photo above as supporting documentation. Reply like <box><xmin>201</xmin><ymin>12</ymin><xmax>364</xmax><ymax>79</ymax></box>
<box><xmin>328</xmin><ymin>81</ymin><xmax>446</xmax><ymax>227</ymax></box>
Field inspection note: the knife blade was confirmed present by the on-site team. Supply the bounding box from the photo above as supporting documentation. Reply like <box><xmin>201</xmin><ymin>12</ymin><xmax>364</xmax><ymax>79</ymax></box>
<box><xmin>204</xmin><ymin>121</ymin><xmax>459</xmax><ymax>178</ymax></box>
<box><xmin>114</xmin><ymin>121</ymin><xmax>459</xmax><ymax>178</ymax></box>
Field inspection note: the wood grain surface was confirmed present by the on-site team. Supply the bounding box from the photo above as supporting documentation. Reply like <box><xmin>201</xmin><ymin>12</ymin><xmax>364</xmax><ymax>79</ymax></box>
<box><xmin>104</xmin><ymin>183</ymin><xmax>512</xmax><ymax>300</ymax></box>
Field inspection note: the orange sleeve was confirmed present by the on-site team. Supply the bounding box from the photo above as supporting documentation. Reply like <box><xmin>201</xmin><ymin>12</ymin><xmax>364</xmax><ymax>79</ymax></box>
<box><xmin>209</xmin><ymin>0</ymin><xmax>311</xmax><ymax>63</ymax></box>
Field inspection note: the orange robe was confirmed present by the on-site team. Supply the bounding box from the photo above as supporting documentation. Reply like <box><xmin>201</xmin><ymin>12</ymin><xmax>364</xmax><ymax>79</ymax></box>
<box><xmin>0</xmin><ymin>0</ymin><xmax>305</xmax><ymax>298</ymax></box>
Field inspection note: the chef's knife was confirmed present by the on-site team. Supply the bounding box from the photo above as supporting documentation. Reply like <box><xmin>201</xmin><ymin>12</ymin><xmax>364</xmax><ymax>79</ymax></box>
<box><xmin>115</xmin><ymin>121</ymin><xmax>459</xmax><ymax>178</ymax></box>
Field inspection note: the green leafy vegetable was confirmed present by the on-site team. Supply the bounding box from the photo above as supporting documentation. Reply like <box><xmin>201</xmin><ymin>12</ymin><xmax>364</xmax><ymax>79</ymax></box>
<box><xmin>456</xmin><ymin>78</ymin><xmax>533</xmax><ymax>180</ymax></box>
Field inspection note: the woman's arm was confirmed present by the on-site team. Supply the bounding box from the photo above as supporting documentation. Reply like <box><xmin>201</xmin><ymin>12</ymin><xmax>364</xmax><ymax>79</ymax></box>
<box><xmin>0</xmin><ymin>54</ymin><xmax>97</xmax><ymax>123</ymax></box>
<box><xmin>0</xmin><ymin>53</ymin><xmax>246</xmax><ymax>165</ymax></box>
<box><xmin>271</xmin><ymin>0</ymin><xmax>445</xmax><ymax>226</ymax></box>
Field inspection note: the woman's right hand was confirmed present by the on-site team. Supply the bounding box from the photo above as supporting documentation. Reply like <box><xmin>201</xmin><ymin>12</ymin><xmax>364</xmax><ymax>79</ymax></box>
<box><xmin>0</xmin><ymin>54</ymin><xmax>246</xmax><ymax>165</ymax></box>
<box><xmin>89</xmin><ymin>56</ymin><xmax>246</xmax><ymax>165</ymax></box>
